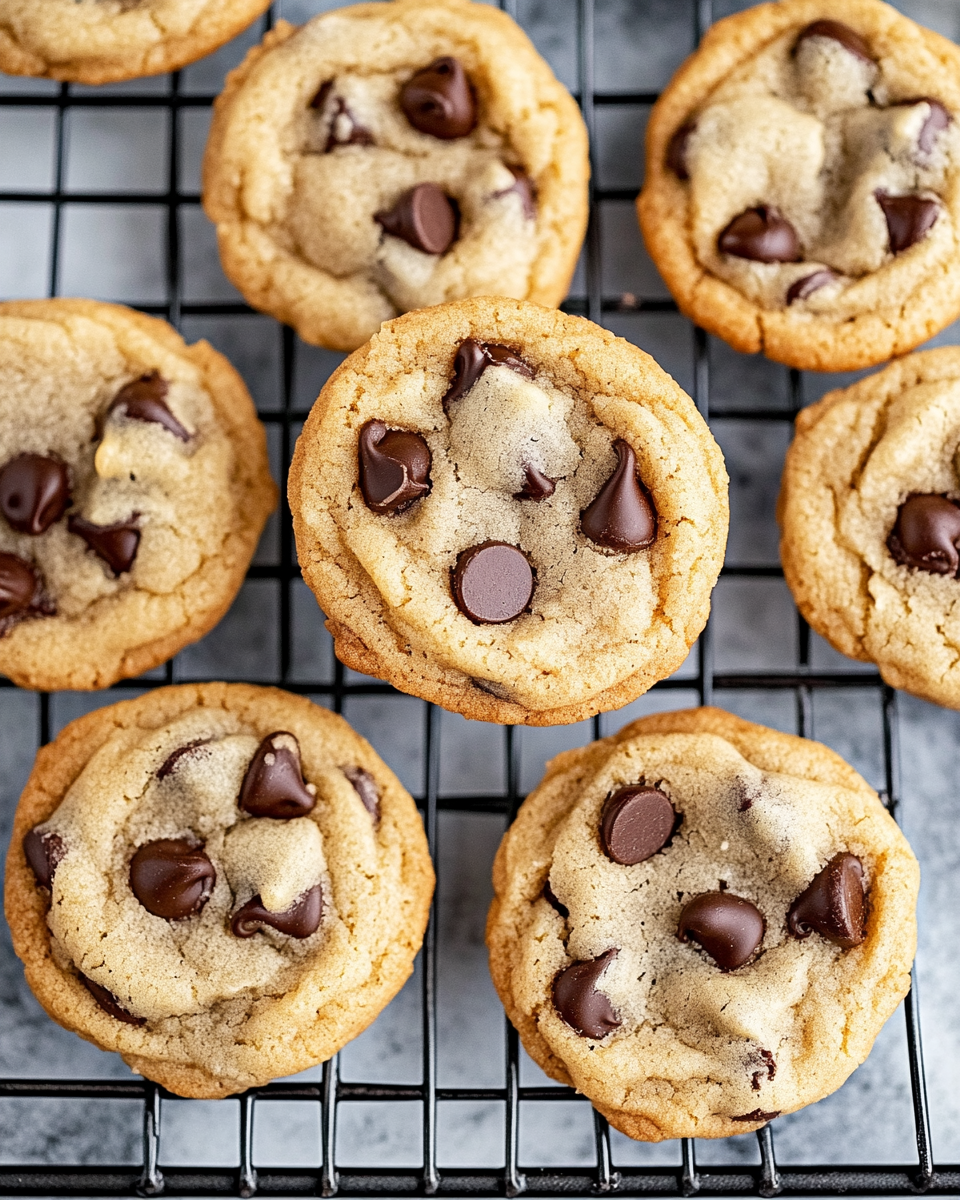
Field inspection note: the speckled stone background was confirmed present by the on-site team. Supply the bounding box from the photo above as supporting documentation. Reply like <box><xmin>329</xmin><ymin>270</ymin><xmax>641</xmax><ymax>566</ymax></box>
<box><xmin>0</xmin><ymin>0</ymin><xmax>958</xmax><ymax>1182</ymax></box>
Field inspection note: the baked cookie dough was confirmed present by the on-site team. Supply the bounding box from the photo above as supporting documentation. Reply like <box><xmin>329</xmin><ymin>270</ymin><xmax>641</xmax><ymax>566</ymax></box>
<box><xmin>5</xmin><ymin>683</ymin><xmax>434</xmax><ymax>1098</ymax></box>
<box><xmin>202</xmin><ymin>0</ymin><xmax>589</xmax><ymax>352</ymax></box>
<box><xmin>487</xmin><ymin>706</ymin><xmax>919</xmax><ymax>1141</ymax></box>
<box><xmin>289</xmin><ymin>297</ymin><xmax>728</xmax><ymax>726</ymax></box>
<box><xmin>0</xmin><ymin>0</ymin><xmax>271</xmax><ymax>85</ymax></box>
<box><xmin>0</xmin><ymin>299</ymin><xmax>275</xmax><ymax>691</ymax></box>
<box><xmin>638</xmin><ymin>0</ymin><xmax>960</xmax><ymax>372</ymax></box>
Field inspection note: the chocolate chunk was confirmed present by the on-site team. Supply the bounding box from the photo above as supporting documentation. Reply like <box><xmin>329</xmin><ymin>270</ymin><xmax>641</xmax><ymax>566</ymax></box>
<box><xmin>542</xmin><ymin>880</ymin><xmax>569</xmax><ymax>918</ymax></box>
<box><xmin>599</xmin><ymin>786</ymin><xmax>677</xmax><ymax>865</ymax></box>
<box><xmin>239</xmin><ymin>731</ymin><xmax>317</xmax><ymax>819</ymax></box>
<box><xmin>581</xmin><ymin>440</ymin><xmax>657</xmax><ymax>552</ymax></box>
<box><xmin>400</xmin><ymin>57</ymin><xmax>476</xmax><ymax>140</ymax></box>
<box><xmin>452</xmin><ymin>541</ymin><xmax>534</xmax><ymax>624</ymax></box>
<box><xmin>667</xmin><ymin>123</ymin><xmax>694</xmax><ymax>180</ymax></box>
<box><xmin>794</xmin><ymin>19</ymin><xmax>874</xmax><ymax>64</ymax></box>
<box><xmin>231</xmin><ymin>884</ymin><xmax>323</xmax><ymax>939</ymax></box>
<box><xmin>731</xmin><ymin>1110</ymin><xmax>780</xmax><ymax>1123</ymax></box>
<box><xmin>343</xmin><ymin>765</ymin><xmax>380</xmax><ymax>821</ymax></box>
<box><xmin>108</xmin><ymin>372</ymin><xmax>189</xmax><ymax>441</ymax></box>
<box><xmin>375</xmin><ymin>183</ymin><xmax>458</xmax><ymax>254</ymax></box>
<box><xmin>68</xmin><ymin>515</ymin><xmax>140</xmax><ymax>576</ymax></box>
<box><xmin>552</xmin><ymin>949</ymin><xmax>621</xmax><ymax>1038</ymax></box>
<box><xmin>887</xmin><ymin>494</ymin><xmax>960</xmax><ymax>575</ymax></box>
<box><xmin>787</xmin><ymin>269</ymin><xmax>837</xmax><ymax>305</ymax></box>
<box><xmin>876</xmin><ymin>191</ymin><xmax>939</xmax><ymax>253</ymax></box>
<box><xmin>751</xmin><ymin>1049</ymin><xmax>777</xmax><ymax>1091</ymax></box>
<box><xmin>678</xmin><ymin>892</ymin><xmax>765</xmax><ymax>970</ymax></box>
<box><xmin>81</xmin><ymin>976</ymin><xmax>145</xmax><ymax>1026</ymax></box>
<box><xmin>129</xmin><ymin>838</ymin><xmax>216</xmax><ymax>920</ymax></box>
<box><xmin>788</xmin><ymin>852</ymin><xmax>866</xmax><ymax>948</ymax></box>
<box><xmin>23</xmin><ymin>828</ymin><xmax>65</xmax><ymax>888</ymax></box>
<box><xmin>515</xmin><ymin>463</ymin><xmax>556</xmax><ymax>501</ymax></box>
<box><xmin>0</xmin><ymin>454</ymin><xmax>69</xmax><ymax>535</ymax></box>
<box><xmin>0</xmin><ymin>552</ymin><xmax>40</xmax><ymax>622</ymax></box>
<box><xmin>358</xmin><ymin>420</ymin><xmax>431</xmax><ymax>515</ymax></box>
<box><xmin>157</xmin><ymin>738</ymin><xmax>212</xmax><ymax>780</ymax></box>
<box><xmin>494</xmin><ymin>166</ymin><xmax>536</xmax><ymax>219</ymax></box>
<box><xmin>442</xmin><ymin>338</ymin><xmax>535</xmax><ymax>408</ymax></box>
<box><xmin>718</xmin><ymin>206</ymin><xmax>802</xmax><ymax>263</ymax></box>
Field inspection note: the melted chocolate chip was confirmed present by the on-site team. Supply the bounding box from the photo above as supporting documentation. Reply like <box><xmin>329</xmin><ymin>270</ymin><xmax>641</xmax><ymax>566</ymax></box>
<box><xmin>323</xmin><ymin>97</ymin><xmax>374</xmax><ymax>151</ymax></box>
<box><xmin>731</xmin><ymin>1109</ymin><xmax>780</xmax><ymax>1123</ymax></box>
<box><xmin>718</xmin><ymin>206</ymin><xmax>802</xmax><ymax>263</ymax></box>
<box><xmin>751</xmin><ymin>1049</ymin><xmax>777</xmax><ymax>1091</ymax></box>
<box><xmin>68</xmin><ymin>515</ymin><xmax>140</xmax><ymax>576</ymax></box>
<box><xmin>442</xmin><ymin>338</ymin><xmax>535</xmax><ymax>408</ymax></box>
<box><xmin>81</xmin><ymin>975</ymin><xmax>145</xmax><ymax>1026</ymax></box>
<box><xmin>375</xmin><ymin>183</ymin><xmax>458</xmax><ymax>254</ymax></box>
<box><xmin>788</xmin><ymin>852</ymin><xmax>866</xmax><ymax>948</ymax></box>
<box><xmin>452</xmin><ymin>541</ymin><xmax>534</xmax><ymax>624</ymax></box>
<box><xmin>876</xmin><ymin>191</ymin><xmax>939</xmax><ymax>253</ymax></box>
<box><xmin>599</xmin><ymin>786</ymin><xmax>676</xmax><ymax>865</ymax></box>
<box><xmin>493</xmin><ymin>166</ymin><xmax>536</xmax><ymax>219</ymax></box>
<box><xmin>129</xmin><ymin>838</ymin><xmax>216</xmax><ymax>920</ymax></box>
<box><xmin>157</xmin><ymin>738</ymin><xmax>212</xmax><ymax>780</ymax></box>
<box><xmin>0</xmin><ymin>552</ymin><xmax>39</xmax><ymax>622</ymax></box>
<box><xmin>108</xmin><ymin>372</ymin><xmax>190</xmax><ymax>441</ymax></box>
<box><xmin>310</xmin><ymin>80</ymin><xmax>332</xmax><ymax>110</ymax></box>
<box><xmin>0</xmin><ymin>455</ymin><xmax>69</xmax><ymax>535</ymax></box>
<box><xmin>239</xmin><ymin>732</ymin><xmax>316</xmax><ymax>819</ymax></box>
<box><xmin>667</xmin><ymin>123</ymin><xmax>695</xmax><ymax>180</ymax></box>
<box><xmin>786</xmin><ymin>269</ymin><xmax>837</xmax><ymax>305</ymax></box>
<box><xmin>400</xmin><ymin>57</ymin><xmax>476</xmax><ymax>140</ymax></box>
<box><xmin>552</xmin><ymin>949</ymin><xmax>621</xmax><ymax>1038</ymax></box>
<box><xmin>678</xmin><ymin>892</ymin><xmax>765</xmax><ymax>970</ymax></box>
<box><xmin>23</xmin><ymin>828</ymin><xmax>65</xmax><ymax>888</ymax></box>
<box><xmin>358</xmin><ymin>420</ymin><xmax>431</xmax><ymax>515</ymax></box>
<box><xmin>581</xmin><ymin>440</ymin><xmax>657</xmax><ymax>552</ymax></box>
<box><xmin>343</xmin><ymin>765</ymin><xmax>380</xmax><ymax>821</ymax></box>
<box><xmin>892</xmin><ymin>97</ymin><xmax>951</xmax><ymax>155</ymax></box>
<box><xmin>542</xmin><ymin>880</ymin><xmax>569</xmax><ymax>919</ymax></box>
<box><xmin>515</xmin><ymin>463</ymin><xmax>556</xmax><ymax>501</ymax></box>
<box><xmin>231</xmin><ymin>884</ymin><xmax>323</xmax><ymax>939</ymax></box>
<box><xmin>794</xmin><ymin>19</ymin><xmax>874</xmax><ymax>64</ymax></box>
<box><xmin>887</xmin><ymin>494</ymin><xmax>960</xmax><ymax>575</ymax></box>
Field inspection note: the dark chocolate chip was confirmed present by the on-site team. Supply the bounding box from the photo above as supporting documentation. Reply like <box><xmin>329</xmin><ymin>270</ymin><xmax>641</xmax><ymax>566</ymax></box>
<box><xmin>400</xmin><ymin>57</ymin><xmax>476</xmax><ymax>140</ymax></box>
<box><xmin>108</xmin><ymin>372</ymin><xmax>190</xmax><ymax>441</ymax></box>
<box><xmin>494</xmin><ymin>166</ymin><xmax>536</xmax><ymax>219</ymax></box>
<box><xmin>787</xmin><ymin>852</ymin><xmax>866</xmax><ymax>948</ymax></box>
<box><xmin>23</xmin><ymin>828</ymin><xmax>65</xmax><ymax>888</ymax></box>
<box><xmin>442</xmin><ymin>338</ymin><xmax>535</xmax><ymax>408</ymax></box>
<box><xmin>875</xmin><ymin>191</ymin><xmax>939</xmax><ymax>253</ymax></box>
<box><xmin>794</xmin><ymin>19</ymin><xmax>874</xmax><ymax>64</ymax></box>
<box><xmin>731</xmin><ymin>1109</ymin><xmax>780</xmax><ymax>1123</ymax></box>
<box><xmin>599</xmin><ymin>786</ymin><xmax>677</xmax><ymax>865</ymax></box>
<box><xmin>323</xmin><ymin>97</ymin><xmax>374</xmax><ymax>151</ymax></box>
<box><xmin>358</xmin><ymin>420</ymin><xmax>431</xmax><ymax>515</ymax></box>
<box><xmin>515</xmin><ymin>463</ymin><xmax>556</xmax><ymax>501</ymax></box>
<box><xmin>157</xmin><ymin>738</ymin><xmax>212</xmax><ymax>780</ymax></box>
<box><xmin>81</xmin><ymin>975</ymin><xmax>145</xmax><ymax>1025</ymax></box>
<box><xmin>375</xmin><ymin>183</ymin><xmax>458</xmax><ymax>254</ymax></box>
<box><xmin>231</xmin><ymin>884</ymin><xmax>323</xmax><ymax>939</ymax></box>
<box><xmin>751</xmin><ymin>1049</ymin><xmax>777</xmax><ymax>1091</ymax></box>
<box><xmin>239</xmin><ymin>731</ymin><xmax>317</xmax><ymax>819</ymax></box>
<box><xmin>0</xmin><ymin>552</ymin><xmax>39</xmax><ymax>622</ymax></box>
<box><xmin>543</xmin><ymin>880</ymin><xmax>569</xmax><ymax>918</ymax></box>
<box><xmin>343</xmin><ymin>765</ymin><xmax>380</xmax><ymax>821</ymax></box>
<box><xmin>892</xmin><ymin>97</ymin><xmax>951</xmax><ymax>155</ymax></box>
<box><xmin>552</xmin><ymin>948</ymin><xmax>621</xmax><ymax>1038</ymax></box>
<box><xmin>678</xmin><ymin>892</ymin><xmax>765</xmax><ymax>970</ymax></box>
<box><xmin>718</xmin><ymin>206</ymin><xmax>802</xmax><ymax>263</ymax></box>
<box><xmin>68</xmin><ymin>515</ymin><xmax>140</xmax><ymax>576</ymax></box>
<box><xmin>452</xmin><ymin>541</ymin><xmax>534</xmax><ymax>624</ymax></box>
<box><xmin>786</xmin><ymin>269</ymin><xmax>837</xmax><ymax>304</ymax></box>
<box><xmin>581</xmin><ymin>440</ymin><xmax>657</xmax><ymax>552</ymax></box>
<box><xmin>0</xmin><ymin>454</ymin><xmax>69</xmax><ymax>535</ymax></box>
<box><xmin>310</xmin><ymin>80</ymin><xmax>333</xmax><ymax>110</ymax></box>
<box><xmin>667</xmin><ymin>123</ymin><xmax>695</xmax><ymax>180</ymax></box>
<box><xmin>887</xmin><ymin>494</ymin><xmax>960</xmax><ymax>575</ymax></box>
<box><xmin>129</xmin><ymin>838</ymin><xmax>216</xmax><ymax>920</ymax></box>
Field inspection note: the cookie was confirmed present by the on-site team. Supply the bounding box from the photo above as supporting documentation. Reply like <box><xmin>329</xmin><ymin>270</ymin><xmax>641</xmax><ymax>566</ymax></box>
<box><xmin>638</xmin><ymin>0</ymin><xmax>960</xmax><ymax>372</ymax></box>
<box><xmin>289</xmin><ymin>297</ymin><xmax>729</xmax><ymax>726</ymax></box>
<box><xmin>0</xmin><ymin>299</ymin><xmax>276</xmax><ymax>691</ymax></box>
<box><xmin>487</xmin><ymin>706</ymin><xmax>919</xmax><ymax>1141</ymax></box>
<box><xmin>0</xmin><ymin>0</ymin><xmax>271</xmax><ymax>85</ymax></box>
<box><xmin>4</xmin><ymin>683</ymin><xmax>434</xmax><ymax>1099</ymax></box>
<box><xmin>202</xmin><ymin>0</ymin><xmax>589</xmax><ymax>352</ymax></box>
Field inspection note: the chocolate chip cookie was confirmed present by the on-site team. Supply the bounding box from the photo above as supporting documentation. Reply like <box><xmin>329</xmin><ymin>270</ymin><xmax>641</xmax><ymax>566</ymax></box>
<box><xmin>487</xmin><ymin>706</ymin><xmax>919</xmax><ymax>1141</ymax></box>
<box><xmin>639</xmin><ymin>0</ymin><xmax>960</xmax><ymax>372</ymax></box>
<box><xmin>288</xmin><ymin>297</ymin><xmax>729</xmax><ymax>726</ymax></box>
<box><xmin>0</xmin><ymin>299</ymin><xmax>275</xmax><ymax>691</ymax></box>
<box><xmin>5</xmin><ymin>683</ymin><xmax>434</xmax><ymax>1098</ymax></box>
<box><xmin>202</xmin><ymin>0</ymin><xmax>589</xmax><ymax>352</ymax></box>
<box><xmin>0</xmin><ymin>0</ymin><xmax>271</xmax><ymax>85</ymax></box>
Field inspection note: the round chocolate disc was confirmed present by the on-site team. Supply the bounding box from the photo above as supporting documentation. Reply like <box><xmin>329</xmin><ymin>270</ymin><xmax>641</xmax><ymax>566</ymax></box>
<box><xmin>599</xmin><ymin>786</ymin><xmax>676</xmax><ymax>865</ymax></box>
<box><xmin>452</xmin><ymin>542</ymin><xmax>534</xmax><ymax>624</ymax></box>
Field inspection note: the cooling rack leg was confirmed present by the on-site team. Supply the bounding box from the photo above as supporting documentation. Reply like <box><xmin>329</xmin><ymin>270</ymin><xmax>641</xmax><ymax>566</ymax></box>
<box><xmin>137</xmin><ymin>1082</ymin><xmax>164</xmax><ymax>1197</ymax></box>
<box><xmin>591</xmin><ymin>1109</ymin><xmax>620</xmax><ymax>1194</ymax></box>
<box><xmin>238</xmin><ymin>1092</ymin><xmax>257</xmax><ymax>1198</ymax></box>
<box><xmin>504</xmin><ymin>1023</ymin><xmax>526</xmax><ymax>1198</ymax></box>
<box><xmin>756</xmin><ymin>1123</ymin><xmax>782</xmax><ymax>1197</ymax></box>
<box><xmin>422</xmin><ymin>703</ymin><xmax>441</xmax><ymax>1195</ymax></box>
<box><xmin>320</xmin><ymin>1054</ymin><xmax>340</xmax><ymax>1197</ymax></box>
<box><xmin>681</xmin><ymin>1138</ymin><xmax>699</xmax><ymax>1195</ymax></box>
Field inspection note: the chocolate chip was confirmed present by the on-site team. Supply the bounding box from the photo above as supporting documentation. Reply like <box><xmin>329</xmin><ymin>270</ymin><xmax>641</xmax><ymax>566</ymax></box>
<box><xmin>323</xmin><ymin>97</ymin><xmax>374</xmax><ymax>151</ymax></box>
<box><xmin>678</xmin><ymin>892</ymin><xmax>765</xmax><ymax>970</ymax></box>
<box><xmin>108</xmin><ymin>372</ymin><xmax>189</xmax><ymax>441</ymax></box>
<box><xmin>751</xmin><ymin>1049</ymin><xmax>777</xmax><ymax>1091</ymax></box>
<box><xmin>400</xmin><ymin>57</ymin><xmax>476</xmax><ymax>140</ymax></box>
<box><xmin>68</xmin><ymin>515</ymin><xmax>139</xmax><ymax>576</ymax></box>
<box><xmin>157</xmin><ymin>738</ymin><xmax>212</xmax><ymax>779</ymax></box>
<box><xmin>887</xmin><ymin>494</ymin><xmax>960</xmax><ymax>575</ymax></box>
<box><xmin>718</xmin><ymin>206</ymin><xmax>802</xmax><ymax>263</ymax></box>
<box><xmin>239</xmin><ymin>732</ymin><xmax>317</xmax><ymax>819</ymax></box>
<box><xmin>786</xmin><ymin>269</ymin><xmax>837</xmax><ymax>305</ymax></box>
<box><xmin>0</xmin><ymin>552</ymin><xmax>40</xmax><ymax>622</ymax></box>
<box><xmin>375</xmin><ymin>183</ymin><xmax>458</xmax><ymax>254</ymax></box>
<box><xmin>358</xmin><ymin>420</ymin><xmax>431</xmax><ymax>515</ymax></box>
<box><xmin>552</xmin><ymin>949</ymin><xmax>621</xmax><ymax>1038</ymax></box>
<box><xmin>875</xmin><ymin>191</ymin><xmax>939</xmax><ymax>253</ymax></box>
<box><xmin>442</xmin><ymin>338</ymin><xmax>535</xmax><ymax>408</ymax></box>
<box><xmin>788</xmin><ymin>852</ymin><xmax>866</xmax><ymax>948</ymax></box>
<box><xmin>581</xmin><ymin>440</ymin><xmax>657</xmax><ymax>552</ymax></box>
<box><xmin>452</xmin><ymin>541</ymin><xmax>534</xmax><ymax>624</ymax></box>
<box><xmin>81</xmin><ymin>975</ymin><xmax>145</xmax><ymax>1025</ymax></box>
<box><xmin>794</xmin><ymin>19</ymin><xmax>874</xmax><ymax>64</ymax></box>
<box><xmin>891</xmin><ymin>97</ymin><xmax>951</xmax><ymax>155</ymax></box>
<box><xmin>343</xmin><ymin>765</ymin><xmax>380</xmax><ymax>821</ymax></box>
<box><xmin>599</xmin><ymin>786</ymin><xmax>677</xmax><ymax>865</ymax></box>
<box><xmin>731</xmin><ymin>1109</ymin><xmax>780</xmax><ymax>1123</ymax></box>
<box><xmin>493</xmin><ymin>166</ymin><xmax>536</xmax><ymax>219</ymax></box>
<box><xmin>515</xmin><ymin>463</ymin><xmax>555</xmax><ymax>501</ymax></box>
<box><xmin>667</xmin><ymin>123</ymin><xmax>695</xmax><ymax>180</ymax></box>
<box><xmin>542</xmin><ymin>880</ymin><xmax>569</xmax><ymax>918</ymax></box>
<box><xmin>23</xmin><ymin>828</ymin><xmax>65</xmax><ymax>888</ymax></box>
<box><xmin>0</xmin><ymin>454</ymin><xmax>69</xmax><ymax>536</ymax></box>
<box><xmin>231</xmin><ymin>884</ymin><xmax>323</xmax><ymax>939</ymax></box>
<box><xmin>129</xmin><ymin>838</ymin><xmax>216</xmax><ymax>920</ymax></box>
<box><xmin>310</xmin><ymin>80</ymin><xmax>332</xmax><ymax>110</ymax></box>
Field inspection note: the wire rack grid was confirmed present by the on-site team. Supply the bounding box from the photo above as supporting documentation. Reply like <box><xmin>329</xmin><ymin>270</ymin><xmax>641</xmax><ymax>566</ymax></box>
<box><xmin>0</xmin><ymin>0</ymin><xmax>956</xmax><ymax>1194</ymax></box>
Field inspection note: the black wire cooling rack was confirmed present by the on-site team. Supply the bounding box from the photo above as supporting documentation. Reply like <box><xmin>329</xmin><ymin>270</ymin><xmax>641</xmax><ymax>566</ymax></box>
<box><xmin>0</xmin><ymin>0</ymin><xmax>957</xmax><ymax>1194</ymax></box>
